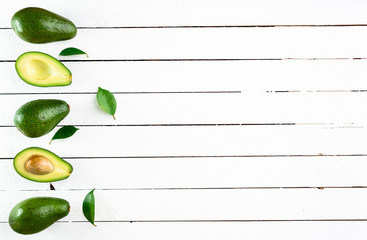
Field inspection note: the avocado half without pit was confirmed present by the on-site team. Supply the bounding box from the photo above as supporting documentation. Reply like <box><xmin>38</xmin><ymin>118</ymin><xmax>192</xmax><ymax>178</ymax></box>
<box><xmin>16</xmin><ymin>52</ymin><xmax>72</xmax><ymax>87</ymax></box>
<box><xmin>14</xmin><ymin>147</ymin><xmax>73</xmax><ymax>182</ymax></box>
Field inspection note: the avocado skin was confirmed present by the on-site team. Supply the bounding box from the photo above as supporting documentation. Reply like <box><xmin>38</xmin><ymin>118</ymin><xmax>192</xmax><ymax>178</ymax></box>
<box><xmin>14</xmin><ymin>99</ymin><xmax>70</xmax><ymax>138</ymax></box>
<box><xmin>11</xmin><ymin>7</ymin><xmax>77</xmax><ymax>43</ymax></box>
<box><xmin>9</xmin><ymin>197</ymin><xmax>70</xmax><ymax>235</ymax></box>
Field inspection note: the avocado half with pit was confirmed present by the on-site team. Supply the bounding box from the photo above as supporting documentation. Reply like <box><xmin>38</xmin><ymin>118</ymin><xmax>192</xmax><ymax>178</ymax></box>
<box><xmin>15</xmin><ymin>52</ymin><xmax>72</xmax><ymax>87</ymax></box>
<box><xmin>14</xmin><ymin>147</ymin><xmax>73</xmax><ymax>182</ymax></box>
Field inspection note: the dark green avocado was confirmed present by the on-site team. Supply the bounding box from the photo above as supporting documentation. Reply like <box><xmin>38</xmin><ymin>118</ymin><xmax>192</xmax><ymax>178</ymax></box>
<box><xmin>14</xmin><ymin>99</ymin><xmax>70</xmax><ymax>138</ymax></box>
<box><xmin>9</xmin><ymin>197</ymin><xmax>70</xmax><ymax>235</ymax></box>
<box><xmin>11</xmin><ymin>7</ymin><xmax>77</xmax><ymax>43</ymax></box>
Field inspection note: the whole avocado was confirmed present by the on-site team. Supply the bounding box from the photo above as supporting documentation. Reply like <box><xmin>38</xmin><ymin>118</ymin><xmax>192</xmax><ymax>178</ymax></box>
<box><xmin>14</xmin><ymin>99</ymin><xmax>70</xmax><ymax>138</ymax></box>
<box><xmin>11</xmin><ymin>7</ymin><xmax>77</xmax><ymax>43</ymax></box>
<box><xmin>9</xmin><ymin>197</ymin><xmax>70</xmax><ymax>235</ymax></box>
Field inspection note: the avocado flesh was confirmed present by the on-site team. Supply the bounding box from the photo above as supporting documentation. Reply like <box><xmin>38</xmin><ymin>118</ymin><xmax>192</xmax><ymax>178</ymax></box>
<box><xmin>14</xmin><ymin>99</ymin><xmax>70</xmax><ymax>138</ymax></box>
<box><xmin>14</xmin><ymin>147</ymin><xmax>73</xmax><ymax>182</ymax></box>
<box><xmin>16</xmin><ymin>52</ymin><xmax>72</xmax><ymax>87</ymax></box>
<box><xmin>9</xmin><ymin>197</ymin><xmax>70</xmax><ymax>234</ymax></box>
<box><xmin>11</xmin><ymin>7</ymin><xmax>77</xmax><ymax>43</ymax></box>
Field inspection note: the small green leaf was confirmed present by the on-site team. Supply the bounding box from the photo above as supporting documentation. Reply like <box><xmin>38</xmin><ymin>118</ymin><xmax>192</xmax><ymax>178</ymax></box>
<box><xmin>97</xmin><ymin>87</ymin><xmax>117</xmax><ymax>120</ymax></box>
<box><xmin>83</xmin><ymin>189</ymin><xmax>96</xmax><ymax>226</ymax></box>
<box><xmin>50</xmin><ymin>126</ymin><xmax>79</xmax><ymax>144</ymax></box>
<box><xmin>59</xmin><ymin>47</ymin><xmax>88</xmax><ymax>57</ymax></box>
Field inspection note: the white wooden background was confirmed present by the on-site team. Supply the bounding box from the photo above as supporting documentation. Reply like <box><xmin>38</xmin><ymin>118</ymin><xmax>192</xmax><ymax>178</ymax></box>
<box><xmin>2</xmin><ymin>0</ymin><xmax>367</xmax><ymax>239</ymax></box>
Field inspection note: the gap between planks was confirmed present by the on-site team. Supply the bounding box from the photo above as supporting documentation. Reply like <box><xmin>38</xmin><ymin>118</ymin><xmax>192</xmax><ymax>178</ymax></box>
<box><xmin>0</xmin><ymin>58</ymin><xmax>366</xmax><ymax>62</ymax></box>
<box><xmin>2</xmin><ymin>153</ymin><xmax>367</xmax><ymax>160</ymax></box>
<box><xmin>1</xmin><ymin>186</ymin><xmax>367</xmax><ymax>192</ymax></box>
<box><xmin>0</xmin><ymin>91</ymin><xmax>241</xmax><ymax>95</ymax></box>
<box><xmin>2</xmin><ymin>90</ymin><xmax>367</xmax><ymax>95</ymax></box>
<box><xmin>4</xmin><ymin>24</ymin><xmax>367</xmax><ymax>30</ymax></box>
<box><xmin>3</xmin><ymin>219</ymin><xmax>367</xmax><ymax>223</ymax></box>
<box><xmin>0</xmin><ymin>123</ymin><xmax>364</xmax><ymax>128</ymax></box>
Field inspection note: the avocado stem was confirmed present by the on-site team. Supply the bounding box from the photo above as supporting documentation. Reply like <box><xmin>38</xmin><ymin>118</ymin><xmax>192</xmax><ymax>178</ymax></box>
<box><xmin>113</xmin><ymin>115</ymin><xmax>116</xmax><ymax>120</ymax></box>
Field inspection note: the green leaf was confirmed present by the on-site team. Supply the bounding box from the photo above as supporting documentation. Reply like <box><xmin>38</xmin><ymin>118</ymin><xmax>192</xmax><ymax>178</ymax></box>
<box><xmin>50</xmin><ymin>126</ymin><xmax>79</xmax><ymax>144</ymax></box>
<box><xmin>83</xmin><ymin>189</ymin><xmax>96</xmax><ymax>226</ymax></box>
<box><xmin>59</xmin><ymin>47</ymin><xmax>88</xmax><ymax>57</ymax></box>
<box><xmin>97</xmin><ymin>87</ymin><xmax>117</xmax><ymax>120</ymax></box>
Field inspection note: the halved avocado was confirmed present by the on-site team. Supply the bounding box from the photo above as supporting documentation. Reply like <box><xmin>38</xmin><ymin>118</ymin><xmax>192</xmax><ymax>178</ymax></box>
<box><xmin>14</xmin><ymin>147</ymin><xmax>73</xmax><ymax>182</ymax></box>
<box><xmin>15</xmin><ymin>52</ymin><xmax>72</xmax><ymax>87</ymax></box>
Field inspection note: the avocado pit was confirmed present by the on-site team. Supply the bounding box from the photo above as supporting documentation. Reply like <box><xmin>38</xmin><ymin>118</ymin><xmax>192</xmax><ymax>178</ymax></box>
<box><xmin>24</xmin><ymin>154</ymin><xmax>54</xmax><ymax>175</ymax></box>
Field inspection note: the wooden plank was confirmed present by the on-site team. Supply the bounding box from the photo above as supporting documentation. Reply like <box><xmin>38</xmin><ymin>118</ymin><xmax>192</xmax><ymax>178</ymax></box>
<box><xmin>1</xmin><ymin>156</ymin><xmax>367</xmax><ymax>191</ymax></box>
<box><xmin>2</xmin><ymin>60</ymin><xmax>367</xmax><ymax>93</ymax></box>
<box><xmin>2</xmin><ymin>28</ymin><xmax>367</xmax><ymax>60</ymax></box>
<box><xmin>3</xmin><ymin>93</ymin><xmax>367</xmax><ymax>126</ymax></box>
<box><xmin>2</xmin><ymin>221</ymin><xmax>367</xmax><ymax>240</ymax></box>
<box><xmin>1</xmin><ymin>189</ymin><xmax>367</xmax><ymax>221</ymax></box>
<box><xmin>1</xmin><ymin>0</ymin><xmax>367</xmax><ymax>27</ymax></box>
<box><xmin>1</xmin><ymin>125</ymin><xmax>367</xmax><ymax>158</ymax></box>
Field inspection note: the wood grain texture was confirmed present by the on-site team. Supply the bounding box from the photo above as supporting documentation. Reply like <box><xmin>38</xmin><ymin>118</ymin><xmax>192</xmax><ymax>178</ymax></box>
<box><xmin>2</xmin><ymin>28</ymin><xmax>367</xmax><ymax>60</ymax></box>
<box><xmin>2</xmin><ymin>60</ymin><xmax>367</xmax><ymax>93</ymax></box>
<box><xmin>1</xmin><ymin>156</ymin><xmax>367</xmax><ymax>191</ymax></box>
<box><xmin>2</xmin><ymin>189</ymin><xmax>367</xmax><ymax>221</ymax></box>
<box><xmin>1</xmin><ymin>126</ymin><xmax>367</xmax><ymax>158</ymax></box>
<box><xmin>2</xmin><ymin>221</ymin><xmax>367</xmax><ymax>240</ymax></box>
<box><xmin>4</xmin><ymin>93</ymin><xmax>367</xmax><ymax>126</ymax></box>
<box><xmin>1</xmin><ymin>0</ymin><xmax>367</xmax><ymax>27</ymax></box>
